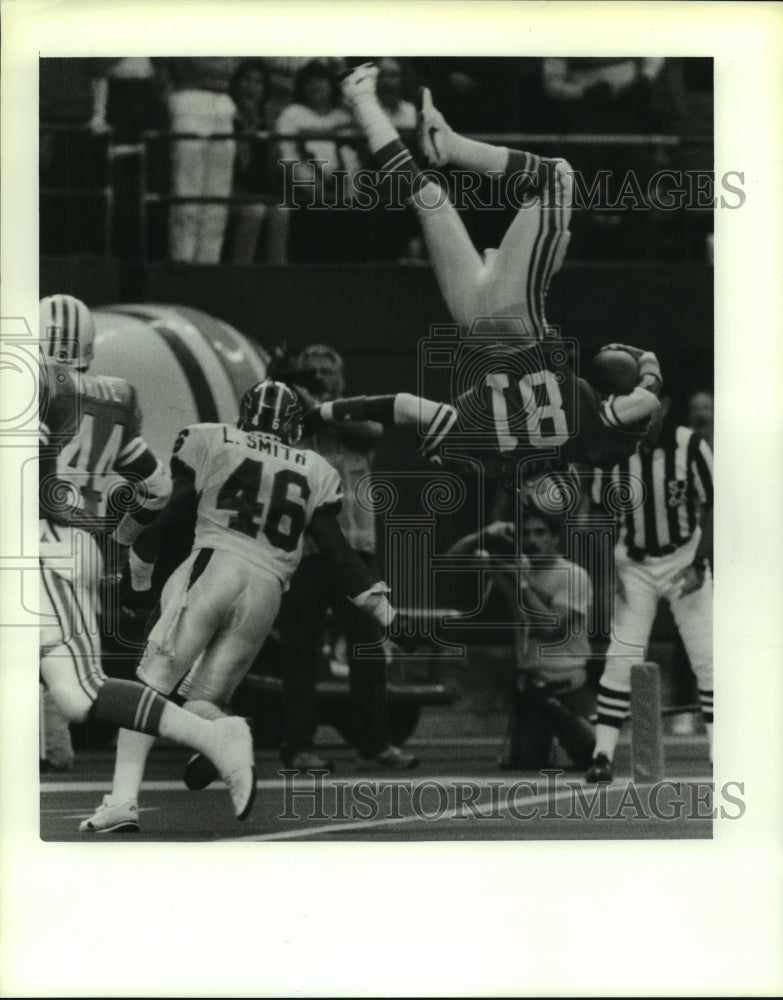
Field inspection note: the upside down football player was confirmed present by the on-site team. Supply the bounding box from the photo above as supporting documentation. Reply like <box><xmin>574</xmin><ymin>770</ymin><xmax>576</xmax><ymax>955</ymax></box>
<box><xmin>332</xmin><ymin>65</ymin><xmax>663</xmax><ymax>480</ymax></box>
<box><xmin>39</xmin><ymin>295</ymin><xmax>256</xmax><ymax>824</ymax></box>
<box><xmin>80</xmin><ymin>380</ymin><xmax>399</xmax><ymax>833</ymax></box>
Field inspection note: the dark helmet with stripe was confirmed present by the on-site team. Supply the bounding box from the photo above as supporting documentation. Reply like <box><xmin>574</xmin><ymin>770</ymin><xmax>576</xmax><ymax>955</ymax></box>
<box><xmin>40</xmin><ymin>294</ymin><xmax>96</xmax><ymax>372</ymax></box>
<box><xmin>238</xmin><ymin>379</ymin><xmax>303</xmax><ymax>444</ymax></box>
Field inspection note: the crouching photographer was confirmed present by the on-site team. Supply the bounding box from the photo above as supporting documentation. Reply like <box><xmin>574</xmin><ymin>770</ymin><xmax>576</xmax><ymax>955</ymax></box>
<box><xmin>449</xmin><ymin>505</ymin><xmax>596</xmax><ymax>771</ymax></box>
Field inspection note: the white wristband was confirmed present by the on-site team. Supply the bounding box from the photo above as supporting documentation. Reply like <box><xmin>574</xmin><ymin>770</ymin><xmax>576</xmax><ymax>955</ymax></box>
<box><xmin>129</xmin><ymin>549</ymin><xmax>154</xmax><ymax>591</ymax></box>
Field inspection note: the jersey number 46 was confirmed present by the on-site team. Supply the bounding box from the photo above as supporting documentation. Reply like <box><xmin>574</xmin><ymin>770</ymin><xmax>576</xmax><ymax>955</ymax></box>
<box><xmin>216</xmin><ymin>458</ymin><xmax>311</xmax><ymax>553</ymax></box>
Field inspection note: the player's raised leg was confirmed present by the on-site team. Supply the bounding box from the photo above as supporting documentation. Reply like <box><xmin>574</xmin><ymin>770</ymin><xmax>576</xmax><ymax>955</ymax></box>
<box><xmin>341</xmin><ymin>64</ymin><xmax>484</xmax><ymax>326</ymax></box>
<box><xmin>342</xmin><ymin>65</ymin><xmax>571</xmax><ymax>335</ymax></box>
<box><xmin>418</xmin><ymin>84</ymin><xmax>574</xmax><ymax>328</ymax></box>
<box><xmin>67</xmin><ymin>555</ymin><xmax>255</xmax><ymax>833</ymax></box>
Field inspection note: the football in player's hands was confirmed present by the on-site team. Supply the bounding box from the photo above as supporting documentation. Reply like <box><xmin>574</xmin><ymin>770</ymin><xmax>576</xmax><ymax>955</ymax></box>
<box><xmin>588</xmin><ymin>346</ymin><xmax>640</xmax><ymax>396</ymax></box>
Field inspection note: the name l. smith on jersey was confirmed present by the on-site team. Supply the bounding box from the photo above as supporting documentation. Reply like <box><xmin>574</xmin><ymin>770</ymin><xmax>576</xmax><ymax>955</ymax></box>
<box><xmin>221</xmin><ymin>425</ymin><xmax>308</xmax><ymax>465</ymax></box>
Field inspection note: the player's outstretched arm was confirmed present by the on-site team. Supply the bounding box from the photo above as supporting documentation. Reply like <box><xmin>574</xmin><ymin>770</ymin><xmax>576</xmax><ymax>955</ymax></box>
<box><xmin>112</xmin><ymin>442</ymin><xmax>172</xmax><ymax>547</ymax></box>
<box><xmin>125</xmin><ymin>464</ymin><xmax>198</xmax><ymax>596</ymax></box>
<box><xmin>304</xmin><ymin>392</ymin><xmax>458</xmax><ymax>459</ymax></box>
<box><xmin>307</xmin><ymin>507</ymin><xmax>396</xmax><ymax>629</ymax></box>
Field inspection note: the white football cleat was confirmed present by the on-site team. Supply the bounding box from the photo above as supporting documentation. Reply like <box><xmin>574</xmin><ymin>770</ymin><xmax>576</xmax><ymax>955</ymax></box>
<box><xmin>79</xmin><ymin>796</ymin><xmax>140</xmax><ymax>834</ymax></box>
<box><xmin>417</xmin><ymin>87</ymin><xmax>454</xmax><ymax>167</ymax></box>
<box><xmin>340</xmin><ymin>62</ymin><xmax>379</xmax><ymax>107</ymax></box>
<box><xmin>209</xmin><ymin>716</ymin><xmax>256</xmax><ymax>821</ymax></box>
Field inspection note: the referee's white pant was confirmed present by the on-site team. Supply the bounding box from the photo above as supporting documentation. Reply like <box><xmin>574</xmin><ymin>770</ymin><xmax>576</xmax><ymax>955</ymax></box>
<box><xmin>602</xmin><ymin>536</ymin><xmax>713</xmax><ymax>696</ymax></box>
<box><xmin>39</xmin><ymin>519</ymin><xmax>106</xmax><ymax>723</ymax></box>
<box><xmin>594</xmin><ymin>533</ymin><xmax>713</xmax><ymax>761</ymax></box>
<box><xmin>137</xmin><ymin>547</ymin><xmax>282</xmax><ymax>707</ymax></box>
<box><xmin>415</xmin><ymin>159</ymin><xmax>573</xmax><ymax>338</ymax></box>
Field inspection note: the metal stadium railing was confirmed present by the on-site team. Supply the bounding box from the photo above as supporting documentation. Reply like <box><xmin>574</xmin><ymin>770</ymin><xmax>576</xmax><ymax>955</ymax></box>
<box><xmin>39</xmin><ymin>126</ymin><xmax>713</xmax><ymax>261</ymax></box>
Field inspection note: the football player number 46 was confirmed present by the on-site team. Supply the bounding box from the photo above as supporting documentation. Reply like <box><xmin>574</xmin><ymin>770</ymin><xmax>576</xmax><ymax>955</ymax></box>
<box><xmin>486</xmin><ymin>370</ymin><xmax>569</xmax><ymax>449</ymax></box>
<box><xmin>217</xmin><ymin>458</ymin><xmax>310</xmax><ymax>552</ymax></box>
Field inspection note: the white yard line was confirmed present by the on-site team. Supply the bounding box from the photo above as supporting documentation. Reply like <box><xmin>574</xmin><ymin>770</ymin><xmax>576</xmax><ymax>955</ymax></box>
<box><xmin>216</xmin><ymin>775</ymin><xmax>712</xmax><ymax>842</ymax></box>
<box><xmin>40</xmin><ymin>771</ymin><xmax>712</xmax><ymax>795</ymax></box>
<box><xmin>41</xmin><ymin>774</ymin><xmax>545</xmax><ymax>793</ymax></box>
<box><xmin>218</xmin><ymin>785</ymin><xmax>582</xmax><ymax>842</ymax></box>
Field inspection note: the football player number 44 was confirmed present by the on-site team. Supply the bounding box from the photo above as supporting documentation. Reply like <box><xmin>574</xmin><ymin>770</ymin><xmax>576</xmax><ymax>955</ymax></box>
<box><xmin>58</xmin><ymin>413</ymin><xmax>124</xmax><ymax>513</ymax></box>
<box><xmin>217</xmin><ymin>458</ymin><xmax>311</xmax><ymax>552</ymax></box>
<box><xmin>486</xmin><ymin>370</ymin><xmax>569</xmax><ymax>449</ymax></box>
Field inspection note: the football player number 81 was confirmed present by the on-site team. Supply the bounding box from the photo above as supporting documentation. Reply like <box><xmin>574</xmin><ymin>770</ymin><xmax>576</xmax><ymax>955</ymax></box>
<box><xmin>486</xmin><ymin>370</ymin><xmax>569</xmax><ymax>450</ymax></box>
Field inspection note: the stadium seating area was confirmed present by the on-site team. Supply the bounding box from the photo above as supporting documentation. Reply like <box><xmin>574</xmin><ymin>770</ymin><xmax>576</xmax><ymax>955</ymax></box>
<box><xmin>40</xmin><ymin>55</ymin><xmax>714</xmax><ymax>264</ymax></box>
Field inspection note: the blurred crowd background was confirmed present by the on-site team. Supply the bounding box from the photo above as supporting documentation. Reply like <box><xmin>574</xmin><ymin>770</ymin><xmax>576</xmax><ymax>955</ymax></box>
<box><xmin>40</xmin><ymin>55</ymin><xmax>714</xmax><ymax>265</ymax></box>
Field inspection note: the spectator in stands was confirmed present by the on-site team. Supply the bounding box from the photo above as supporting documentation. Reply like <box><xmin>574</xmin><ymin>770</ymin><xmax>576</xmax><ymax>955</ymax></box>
<box><xmin>275</xmin><ymin>344</ymin><xmax>418</xmax><ymax>771</ymax></box>
<box><xmin>376</xmin><ymin>58</ymin><xmax>417</xmax><ymax>131</ymax></box>
<box><xmin>263</xmin><ymin>57</ymin><xmax>309</xmax><ymax>126</ymax></box>
<box><xmin>222</xmin><ymin>59</ymin><xmax>288</xmax><ymax>263</ymax></box>
<box><xmin>448</xmin><ymin>509</ymin><xmax>596</xmax><ymax>771</ymax></box>
<box><xmin>162</xmin><ymin>57</ymin><xmax>241</xmax><ymax>263</ymax></box>
<box><xmin>106</xmin><ymin>58</ymin><xmax>168</xmax><ymax>143</ymax></box>
<box><xmin>39</xmin><ymin>57</ymin><xmax>115</xmax><ymax>254</ymax></box>
<box><xmin>686</xmin><ymin>389</ymin><xmax>714</xmax><ymax>451</ymax></box>
<box><xmin>275</xmin><ymin>59</ymin><xmax>361</xmax><ymax>261</ymax></box>
<box><xmin>275</xmin><ymin>58</ymin><xmax>357</xmax><ymax>189</ymax></box>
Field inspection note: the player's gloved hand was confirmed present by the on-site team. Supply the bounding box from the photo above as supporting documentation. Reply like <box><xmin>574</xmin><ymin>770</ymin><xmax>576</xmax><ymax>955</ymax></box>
<box><xmin>119</xmin><ymin>548</ymin><xmax>158</xmax><ymax>622</ymax></box>
<box><xmin>349</xmin><ymin>582</ymin><xmax>396</xmax><ymax>629</ymax></box>
<box><xmin>674</xmin><ymin>558</ymin><xmax>708</xmax><ymax>597</ymax></box>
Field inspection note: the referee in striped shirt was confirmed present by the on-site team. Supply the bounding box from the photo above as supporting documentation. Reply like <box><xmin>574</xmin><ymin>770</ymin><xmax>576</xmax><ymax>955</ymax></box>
<box><xmin>585</xmin><ymin>397</ymin><xmax>714</xmax><ymax>783</ymax></box>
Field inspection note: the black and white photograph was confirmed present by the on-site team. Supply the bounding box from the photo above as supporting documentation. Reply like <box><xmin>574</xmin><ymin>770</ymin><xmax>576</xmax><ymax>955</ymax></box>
<box><xmin>1</xmin><ymin>2</ymin><xmax>782</xmax><ymax>997</ymax></box>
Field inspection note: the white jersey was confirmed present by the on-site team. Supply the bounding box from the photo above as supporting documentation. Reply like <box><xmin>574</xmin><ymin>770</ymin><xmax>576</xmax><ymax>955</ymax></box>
<box><xmin>172</xmin><ymin>423</ymin><xmax>342</xmax><ymax>586</ymax></box>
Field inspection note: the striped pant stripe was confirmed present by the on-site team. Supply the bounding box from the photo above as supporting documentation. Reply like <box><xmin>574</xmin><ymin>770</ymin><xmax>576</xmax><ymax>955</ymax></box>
<box><xmin>531</xmin><ymin>166</ymin><xmax>569</xmax><ymax>331</ymax></box>
<box><xmin>596</xmin><ymin>684</ymin><xmax>631</xmax><ymax>729</ymax></box>
<box><xmin>698</xmin><ymin>688</ymin><xmax>713</xmax><ymax>724</ymax></box>
<box><xmin>133</xmin><ymin>685</ymin><xmax>159</xmax><ymax>732</ymax></box>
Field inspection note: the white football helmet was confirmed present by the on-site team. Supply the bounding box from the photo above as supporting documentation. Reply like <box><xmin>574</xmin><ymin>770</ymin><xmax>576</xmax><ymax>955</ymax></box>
<box><xmin>40</xmin><ymin>294</ymin><xmax>96</xmax><ymax>371</ymax></box>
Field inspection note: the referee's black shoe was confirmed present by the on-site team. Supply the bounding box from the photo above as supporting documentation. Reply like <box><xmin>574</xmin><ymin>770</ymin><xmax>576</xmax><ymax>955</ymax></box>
<box><xmin>585</xmin><ymin>752</ymin><xmax>613</xmax><ymax>784</ymax></box>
